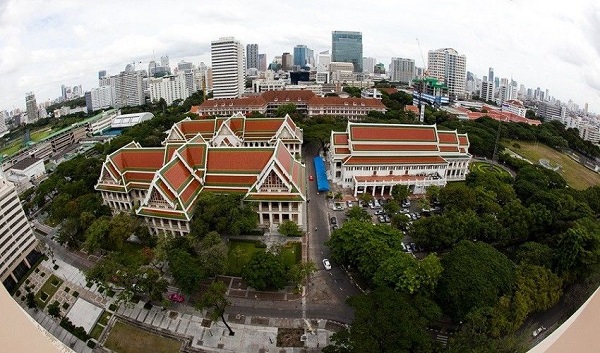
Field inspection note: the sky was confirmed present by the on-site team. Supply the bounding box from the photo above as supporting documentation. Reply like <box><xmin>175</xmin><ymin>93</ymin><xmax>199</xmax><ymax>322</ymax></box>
<box><xmin>1</xmin><ymin>0</ymin><xmax>600</xmax><ymax>113</ymax></box>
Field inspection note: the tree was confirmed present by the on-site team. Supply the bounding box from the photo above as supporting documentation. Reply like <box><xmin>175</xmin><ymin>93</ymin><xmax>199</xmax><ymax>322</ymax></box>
<box><xmin>168</xmin><ymin>249</ymin><xmax>205</xmax><ymax>294</ymax></box>
<box><xmin>195</xmin><ymin>281</ymin><xmax>235</xmax><ymax>336</ymax></box>
<box><xmin>47</xmin><ymin>301</ymin><xmax>61</xmax><ymax>319</ymax></box>
<box><xmin>374</xmin><ymin>252</ymin><xmax>442</xmax><ymax>295</ymax></box>
<box><xmin>275</xmin><ymin>103</ymin><xmax>298</xmax><ymax>117</ymax></box>
<box><xmin>288</xmin><ymin>261</ymin><xmax>317</xmax><ymax>290</ymax></box>
<box><xmin>344</xmin><ymin>205</ymin><xmax>371</xmax><ymax>222</ymax></box>
<box><xmin>436</xmin><ymin>240</ymin><xmax>516</xmax><ymax>321</ymax></box>
<box><xmin>515</xmin><ymin>242</ymin><xmax>554</xmax><ymax>268</ymax></box>
<box><xmin>192</xmin><ymin>231</ymin><xmax>228</xmax><ymax>278</ymax></box>
<box><xmin>325</xmin><ymin>289</ymin><xmax>437</xmax><ymax>353</ymax></box>
<box><xmin>278</xmin><ymin>220</ymin><xmax>303</xmax><ymax>237</ymax></box>
<box><xmin>242</xmin><ymin>250</ymin><xmax>287</xmax><ymax>290</ymax></box>
<box><xmin>439</xmin><ymin>183</ymin><xmax>477</xmax><ymax>211</ymax></box>
<box><xmin>391</xmin><ymin>184</ymin><xmax>409</xmax><ymax>203</ymax></box>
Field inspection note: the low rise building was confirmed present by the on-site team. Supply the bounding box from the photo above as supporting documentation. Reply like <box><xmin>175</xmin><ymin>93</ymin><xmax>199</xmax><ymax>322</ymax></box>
<box><xmin>96</xmin><ymin>113</ymin><xmax>306</xmax><ymax>236</ymax></box>
<box><xmin>501</xmin><ymin>99</ymin><xmax>527</xmax><ymax>117</ymax></box>
<box><xmin>110</xmin><ymin>112</ymin><xmax>154</xmax><ymax>129</ymax></box>
<box><xmin>307</xmin><ymin>96</ymin><xmax>386</xmax><ymax>121</ymax></box>
<box><xmin>329</xmin><ymin>122</ymin><xmax>471</xmax><ymax>196</ymax></box>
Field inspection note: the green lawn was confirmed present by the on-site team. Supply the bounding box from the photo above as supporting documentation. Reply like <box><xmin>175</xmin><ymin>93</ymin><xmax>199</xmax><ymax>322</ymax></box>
<box><xmin>35</xmin><ymin>274</ymin><xmax>63</xmax><ymax>309</ymax></box>
<box><xmin>105</xmin><ymin>320</ymin><xmax>182</xmax><ymax>353</ymax></box>
<box><xmin>30</xmin><ymin>128</ymin><xmax>52</xmax><ymax>142</ymax></box>
<box><xmin>504</xmin><ymin>140</ymin><xmax>600</xmax><ymax>190</ymax></box>
<box><xmin>0</xmin><ymin>141</ymin><xmax>23</xmax><ymax>158</ymax></box>
<box><xmin>280</xmin><ymin>242</ymin><xmax>302</xmax><ymax>267</ymax></box>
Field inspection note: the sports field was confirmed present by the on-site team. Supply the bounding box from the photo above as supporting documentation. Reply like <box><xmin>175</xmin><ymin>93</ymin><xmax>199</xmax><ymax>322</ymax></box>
<box><xmin>504</xmin><ymin>140</ymin><xmax>600</xmax><ymax>190</ymax></box>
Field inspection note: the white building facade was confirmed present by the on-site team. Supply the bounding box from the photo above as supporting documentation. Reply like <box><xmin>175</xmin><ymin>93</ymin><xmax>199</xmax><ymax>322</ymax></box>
<box><xmin>211</xmin><ymin>37</ymin><xmax>245</xmax><ymax>99</ymax></box>
<box><xmin>427</xmin><ymin>48</ymin><xmax>467</xmax><ymax>100</ymax></box>
<box><xmin>148</xmin><ymin>72</ymin><xmax>190</xmax><ymax>106</ymax></box>
<box><xmin>329</xmin><ymin>122</ymin><xmax>471</xmax><ymax>196</ymax></box>
<box><xmin>390</xmin><ymin>57</ymin><xmax>415</xmax><ymax>84</ymax></box>
<box><xmin>89</xmin><ymin>85</ymin><xmax>115</xmax><ymax>111</ymax></box>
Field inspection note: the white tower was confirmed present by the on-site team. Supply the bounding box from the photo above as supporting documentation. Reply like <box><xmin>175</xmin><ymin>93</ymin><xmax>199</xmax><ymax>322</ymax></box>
<box><xmin>211</xmin><ymin>37</ymin><xmax>245</xmax><ymax>99</ymax></box>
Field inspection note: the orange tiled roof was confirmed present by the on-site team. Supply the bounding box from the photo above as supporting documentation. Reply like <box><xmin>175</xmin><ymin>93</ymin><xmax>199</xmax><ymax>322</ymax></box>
<box><xmin>351</xmin><ymin>144</ymin><xmax>439</xmax><ymax>151</ymax></box>
<box><xmin>163</xmin><ymin>159</ymin><xmax>192</xmax><ymax>191</ymax></box>
<box><xmin>350</xmin><ymin>125</ymin><xmax>437</xmax><ymax>142</ymax></box>
<box><xmin>111</xmin><ymin>149</ymin><xmax>165</xmax><ymax>171</ymax></box>
<box><xmin>344</xmin><ymin>155</ymin><xmax>447</xmax><ymax>165</ymax></box>
<box><xmin>245</xmin><ymin>119</ymin><xmax>285</xmax><ymax>135</ymax></box>
<box><xmin>196</xmin><ymin>96</ymin><xmax>267</xmax><ymax>110</ymax></box>
<box><xmin>335</xmin><ymin>147</ymin><xmax>351</xmax><ymax>154</ymax></box>
<box><xmin>405</xmin><ymin>105</ymin><xmax>420</xmax><ymax>114</ymax></box>
<box><xmin>204</xmin><ymin>174</ymin><xmax>258</xmax><ymax>186</ymax></box>
<box><xmin>333</xmin><ymin>133</ymin><xmax>349</xmax><ymax>145</ymax></box>
<box><xmin>439</xmin><ymin>145</ymin><xmax>459</xmax><ymax>153</ymax></box>
<box><xmin>437</xmin><ymin>131</ymin><xmax>459</xmax><ymax>144</ymax></box>
<box><xmin>458</xmin><ymin>135</ymin><xmax>469</xmax><ymax>146</ymax></box>
<box><xmin>261</xmin><ymin>90</ymin><xmax>316</xmax><ymax>103</ymax></box>
<box><xmin>206</xmin><ymin>149</ymin><xmax>273</xmax><ymax>173</ymax></box>
<box><xmin>178</xmin><ymin>144</ymin><xmax>206</xmax><ymax>169</ymax></box>
<box><xmin>178</xmin><ymin>120</ymin><xmax>217</xmax><ymax>138</ymax></box>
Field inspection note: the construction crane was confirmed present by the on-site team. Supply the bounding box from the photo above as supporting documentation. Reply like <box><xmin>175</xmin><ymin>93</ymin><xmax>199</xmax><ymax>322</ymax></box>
<box><xmin>416</xmin><ymin>38</ymin><xmax>427</xmax><ymax>77</ymax></box>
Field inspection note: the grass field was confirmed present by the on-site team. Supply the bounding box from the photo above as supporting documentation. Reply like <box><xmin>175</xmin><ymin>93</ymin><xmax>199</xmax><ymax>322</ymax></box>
<box><xmin>104</xmin><ymin>320</ymin><xmax>182</xmax><ymax>353</ymax></box>
<box><xmin>504</xmin><ymin>140</ymin><xmax>600</xmax><ymax>190</ymax></box>
<box><xmin>0</xmin><ymin>140</ymin><xmax>23</xmax><ymax>158</ymax></box>
<box><xmin>470</xmin><ymin>162</ymin><xmax>512</xmax><ymax>179</ymax></box>
<box><xmin>35</xmin><ymin>274</ymin><xmax>63</xmax><ymax>309</ymax></box>
<box><xmin>30</xmin><ymin>128</ymin><xmax>52</xmax><ymax>142</ymax></box>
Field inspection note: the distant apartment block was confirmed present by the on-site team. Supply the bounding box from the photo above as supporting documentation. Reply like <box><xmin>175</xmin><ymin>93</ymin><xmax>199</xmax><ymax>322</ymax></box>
<box><xmin>86</xmin><ymin>85</ymin><xmax>115</xmax><ymax>112</ymax></box>
<box><xmin>390</xmin><ymin>58</ymin><xmax>415</xmax><ymax>84</ymax></box>
<box><xmin>211</xmin><ymin>37</ymin><xmax>245</xmax><ymax>98</ymax></box>
<box><xmin>427</xmin><ymin>48</ymin><xmax>467</xmax><ymax>100</ymax></box>
<box><xmin>148</xmin><ymin>72</ymin><xmax>190</xmax><ymax>106</ymax></box>
<box><xmin>99</xmin><ymin>69</ymin><xmax>145</xmax><ymax>107</ymax></box>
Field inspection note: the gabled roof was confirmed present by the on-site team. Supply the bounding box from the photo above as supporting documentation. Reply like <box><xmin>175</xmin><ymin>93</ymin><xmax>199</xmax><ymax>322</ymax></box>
<box><xmin>206</xmin><ymin>148</ymin><xmax>274</xmax><ymax>174</ymax></box>
<box><xmin>195</xmin><ymin>96</ymin><xmax>267</xmax><ymax>110</ymax></box>
<box><xmin>349</xmin><ymin>123</ymin><xmax>438</xmax><ymax>143</ymax></box>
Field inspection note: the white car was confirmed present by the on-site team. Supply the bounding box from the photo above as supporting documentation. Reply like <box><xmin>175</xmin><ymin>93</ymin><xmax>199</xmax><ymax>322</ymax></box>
<box><xmin>532</xmin><ymin>326</ymin><xmax>547</xmax><ymax>337</ymax></box>
<box><xmin>322</xmin><ymin>259</ymin><xmax>332</xmax><ymax>270</ymax></box>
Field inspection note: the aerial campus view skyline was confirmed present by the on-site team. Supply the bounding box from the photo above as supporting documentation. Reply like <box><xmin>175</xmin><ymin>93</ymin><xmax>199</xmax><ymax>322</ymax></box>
<box><xmin>1</xmin><ymin>0</ymin><xmax>600</xmax><ymax>113</ymax></box>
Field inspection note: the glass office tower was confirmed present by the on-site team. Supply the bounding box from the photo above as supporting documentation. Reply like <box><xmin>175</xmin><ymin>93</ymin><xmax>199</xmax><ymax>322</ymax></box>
<box><xmin>331</xmin><ymin>31</ymin><xmax>363</xmax><ymax>73</ymax></box>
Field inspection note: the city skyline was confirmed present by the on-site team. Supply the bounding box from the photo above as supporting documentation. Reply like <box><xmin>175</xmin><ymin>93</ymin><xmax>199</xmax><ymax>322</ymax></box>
<box><xmin>1</xmin><ymin>0</ymin><xmax>599</xmax><ymax>113</ymax></box>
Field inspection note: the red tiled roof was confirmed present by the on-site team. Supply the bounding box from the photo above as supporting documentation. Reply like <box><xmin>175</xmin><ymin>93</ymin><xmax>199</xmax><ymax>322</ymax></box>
<box><xmin>335</xmin><ymin>147</ymin><xmax>351</xmax><ymax>154</ymax></box>
<box><xmin>439</xmin><ymin>146</ymin><xmax>459</xmax><ymax>153</ymax></box>
<box><xmin>458</xmin><ymin>135</ymin><xmax>469</xmax><ymax>146</ymax></box>
<box><xmin>351</xmin><ymin>144</ymin><xmax>439</xmax><ymax>151</ymax></box>
<box><xmin>437</xmin><ymin>131</ymin><xmax>459</xmax><ymax>144</ymax></box>
<box><xmin>350</xmin><ymin>125</ymin><xmax>437</xmax><ymax>142</ymax></box>
<box><xmin>111</xmin><ymin>149</ymin><xmax>165</xmax><ymax>171</ymax></box>
<box><xmin>309</xmin><ymin>96</ymin><xmax>387</xmax><ymax>108</ymax></box>
<box><xmin>344</xmin><ymin>156</ymin><xmax>447</xmax><ymax>165</ymax></box>
<box><xmin>179</xmin><ymin>145</ymin><xmax>206</xmax><ymax>169</ymax></box>
<box><xmin>245</xmin><ymin>119</ymin><xmax>284</xmax><ymax>134</ymax></box>
<box><xmin>261</xmin><ymin>90</ymin><xmax>316</xmax><ymax>103</ymax></box>
<box><xmin>206</xmin><ymin>149</ymin><xmax>273</xmax><ymax>173</ymax></box>
<box><xmin>405</xmin><ymin>105</ymin><xmax>419</xmax><ymax>114</ymax></box>
<box><xmin>204</xmin><ymin>174</ymin><xmax>258</xmax><ymax>186</ymax></box>
<box><xmin>180</xmin><ymin>179</ymin><xmax>201</xmax><ymax>206</ymax></box>
<box><xmin>163</xmin><ymin>159</ymin><xmax>191</xmax><ymax>191</ymax></box>
<box><xmin>156</xmin><ymin>179</ymin><xmax>177</xmax><ymax>202</ymax></box>
<box><xmin>333</xmin><ymin>133</ymin><xmax>349</xmax><ymax>145</ymax></box>
<box><xmin>467</xmin><ymin>111</ymin><xmax>541</xmax><ymax>126</ymax></box>
<box><xmin>378</xmin><ymin>88</ymin><xmax>398</xmax><ymax>95</ymax></box>
<box><xmin>123</xmin><ymin>171</ymin><xmax>155</xmax><ymax>183</ymax></box>
<box><xmin>178</xmin><ymin>120</ymin><xmax>216</xmax><ymax>137</ymax></box>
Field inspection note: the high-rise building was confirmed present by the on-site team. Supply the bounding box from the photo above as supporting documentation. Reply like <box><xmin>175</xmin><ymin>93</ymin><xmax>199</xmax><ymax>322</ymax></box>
<box><xmin>148</xmin><ymin>72</ymin><xmax>190</xmax><ymax>105</ymax></box>
<box><xmin>99</xmin><ymin>70</ymin><xmax>107</xmax><ymax>80</ymax></box>
<box><xmin>317</xmin><ymin>51</ymin><xmax>331</xmax><ymax>72</ymax></box>
<box><xmin>294</xmin><ymin>45</ymin><xmax>311</xmax><ymax>67</ymax></box>
<box><xmin>363</xmin><ymin>57</ymin><xmax>376</xmax><ymax>74</ymax></box>
<box><xmin>25</xmin><ymin>92</ymin><xmax>38</xmax><ymax>124</ymax></box>
<box><xmin>258</xmin><ymin>54</ymin><xmax>267</xmax><ymax>72</ymax></box>
<box><xmin>177</xmin><ymin>60</ymin><xmax>197</xmax><ymax>96</ymax></box>
<box><xmin>488</xmin><ymin>67</ymin><xmax>494</xmax><ymax>86</ymax></box>
<box><xmin>100</xmin><ymin>69</ymin><xmax>146</xmax><ymax>107</ymax></box>
<box><xmin>0</xmin><ymin>111</ymin><xmax>8</xmax><ymax>137</ymax></box>
<box><xmin>282</xmin><ymin>52</ymin><xmax>293</xmax><ymax>71</ymax></box>
<box><xmin>211</xmin><ymin>37</ymin><xmax>245</xmax><ymax>99</ymax></box>
<box><xmin>427</xmin><ymin>48</ymin><xmax>467</xmax><ymax>100</ymax></box>
<box><xmin>331</xmin><ymin>31</ymin><xmax>363</xmax><ymax>72</ymax></box>
<box><xmin>87</xmin><ymin>85</ymin><xmax>115</xmax><ymax>112</ymax></box>
<box><xmin>480</xmin><ymin>79</ymin><xmax>494</xmax><ymax>102</ymax></box>
<box><xmin>0</xmin><ymin>172</ymin><xmax>40</xmax><ymax>292</ymax></box>
<box><xmin>246</xmin><ymin>44</ymin><xmax>259</xmax><ymax>70</ymax></box>
<box><xmin>389</xmin><ymin>58</ymin><xmax>415</xmax><ymax>83</ymax></box>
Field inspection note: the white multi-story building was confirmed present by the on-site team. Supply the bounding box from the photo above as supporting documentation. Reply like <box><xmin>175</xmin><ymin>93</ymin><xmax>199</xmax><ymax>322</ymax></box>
<box><xmin>211</xmin><ymin>37</ymin><xmax>245</xmax><ymax>99</ymax></box>
<box><xmin>427</xmin><ymin>48</ymin><xmax>467</xmax><ymax>100</ymax></box>
<box><xmin>89</xmin><ymin>85</ymin><xmax>115</xmax><ymax>111</ymax></box>
<box><xmin>501</xmin><ymin>99</ymin><xmax>527</xmax><ymax>117</ymax></box>
<box><xmin>363</xmin><ymin>57</ymin><xmax>376</xmax><ymax>74</ymax></box>
<box><xmin>579</xmin><ymin>122</ymin><xmax>600</xmax><ymax>144</ymax></box>
<box><xmin>100</xmin><ymin>69</ymin><xmax>145</xmax><ymax>107</ymax></box>
<box><xmin>317</xmin><ymin>50</ymin><xmax>331</xmax><ymax>73</ymax></box>
<box><xmin>0</xmin><ymin>111</ymin><xmax>8</xmax><ymax>138</ymax></box>
<box><xmin>480</xmin><ymin>79</ymin><xmax>494</xmax><ymax>102</ymax></box>
<box><xmin>390</xmin><ymin>57</ymin><xmax>415</xmax><ymax>84</ymax></box>
<box><xmin>148</xmin><ymin>72</ymin><xmax>190</xmax><ymax>106</ymax></box>
<box><xmin>329</xmin><ymin>122</ymin><xmax>471</xmax><ymax>196</ymax></box>
<box><xmin>0</xmin><ymin>172</ymin><xmax>40</xmax><ymax>291</ymax></box>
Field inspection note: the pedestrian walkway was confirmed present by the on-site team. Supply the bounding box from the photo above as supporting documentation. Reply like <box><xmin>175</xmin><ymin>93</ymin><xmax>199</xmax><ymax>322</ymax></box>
<box><xmin>112</xmin><ymin>300</ymin><xmax>332</xmax><ymax>352</ymax></box>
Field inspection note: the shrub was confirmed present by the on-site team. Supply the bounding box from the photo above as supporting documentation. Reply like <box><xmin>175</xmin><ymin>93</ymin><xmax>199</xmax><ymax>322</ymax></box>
<box><xmin>72</xmin><ymin>291</ymin><xmax>79</xmax><ymax>298</ymax></box>
<box><xmin>106</xmin><ymin>289</ymin><xmax>115</xmax><ymax>297</ymax></box>
<box><xmin>64</xmin><ymin>287</ymin><xmax>70</xmax><ymax>293</ymax></box>
<box><xmin>108</xmin><ymin>303</ymin><xmax>117</xmax><ymax>311</ymax></box>
<box><xmin>53</xmin><ymin>264</ymin><xmax>59</xmax><ymax>270</ymax></box>
<box><xmin>60</xmin><ymin>317</ymin><xmax>89</xmax><ymax>341</ymax></box>
<box><xmin>62</xmin><ymin>302</ymin><xmax>70</xmax><ymax>310</ymax></box>
<box><xmin>40</xmin><ymin>292</ymin><xmax>49</xmax><ymax>302</ymax></box>
<box><xmin>86</xmin><ymin>340</ymin><xmax>96</xmax><ymax>349</ymax></box>
<box><xmin>15</xmin><ymin>290</ymin><xmax>21</xmax><ymax>297</ymax></box>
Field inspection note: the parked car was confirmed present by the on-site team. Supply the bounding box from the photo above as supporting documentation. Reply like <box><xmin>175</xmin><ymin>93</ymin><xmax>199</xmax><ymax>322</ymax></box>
<box><xmin>309</xmin><ymin>175</ymin><xmax>314</xmax><ymax>181</ymax></box>
<box><xmin>378</xmin><ymin>215</ymin><xmax>385</xmax><ymax>223</ymax></box>
<box><xmin>168</xmin><ymin>293</ymin><xmax>185</xmax><ymax>303</ymax></box>
<box><xmin>330</xmin><ymin>216</ymin><xmax>337</xmax><ymax>225</ymax></box>
<box><xmin>346</xmin><ymin>200</ymin><xmax>353</xmax><ymax>207</ymax></box>
<box><xmin>532</xmin><ymin>326</ymin><xmax>547</xmax><ymax>337</ymax></box>
<box><xmin>410</xmin><ymin>242</ymin><xmax>418</xmax><ymax>252</ymax></box>
<box><xmin>401</xmin><ymin>242</ymin><xmax>408</xmax><ymax>252</ymax></box>
<box><xmin>323</xmin><ymin>259</ymin><xmax>332</xmax><ymax>270</ymax></box>
<box><xmin>374</xmin><ymin>210</ymin><xmax>384</xmax><ymax>215</ymax></box>
<box><xmin>384</xmin><ymin>215</ymin><xmax>391</xmax><ymax>223</ymax></box>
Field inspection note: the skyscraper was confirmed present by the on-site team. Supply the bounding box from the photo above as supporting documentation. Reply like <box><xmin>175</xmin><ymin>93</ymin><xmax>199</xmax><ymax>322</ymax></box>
<box><xmin>488</xmin><ymin>67</ymin><xmax>494</xmax><ymax>86</ymax></box>
<box><xmin>294</xmin><ymin>45</ymin><xmax>311</xmax><ymax>67</ymax></box>
<box><xmin>427</xmin><ymin>48</ymin><xmax>467</xmax><ymax>100</ymax></box>
<box><xmin>25</xmin><ymin>92</ymin><xmax>38</xmax><ymax>124</ymax></box>
<box><xmin>211</xmin><ymin>37</ymin><xmax>245</xmax><ymax>99</ymax></box>
<box><xmin>258</xmin><ymin>54</ymin><xmax>267</xmax><ymax>72</ymax></box>
<box><xmin>246</xmin><ymin>44</ymin><xmax>259</xmax><ymax>70</ymax></box>
<box><xmin>100</xmin><ymin>69</ymin><xmax>145</xmax><ymax>107</ymax></box>
<box><xmin>331</xmin><ymin>31</ymin><xmax>363</xmax><ymax>72</ymax></box>
<box><xmin>282</xmin><ymin>52</ymin><xmax>293</xmax><ymax>71</ymax></box>
<box><xmin>0</xmin><ymin>172</ymin><xmax>40</xmax><ymax>291</ymax></box>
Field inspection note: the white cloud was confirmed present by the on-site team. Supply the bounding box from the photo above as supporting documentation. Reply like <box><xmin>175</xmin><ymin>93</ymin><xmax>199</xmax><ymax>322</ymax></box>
<box><xmin>0</xmin><ymin>0</ymin><xmax>599</xmax><ymax>113</ymax></box>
